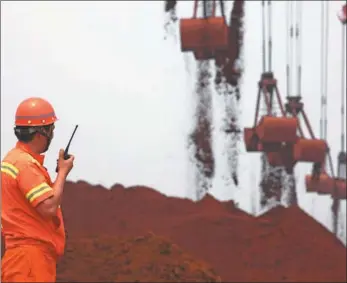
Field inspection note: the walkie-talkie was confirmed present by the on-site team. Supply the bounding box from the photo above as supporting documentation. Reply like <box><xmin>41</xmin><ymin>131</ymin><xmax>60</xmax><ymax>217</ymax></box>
<box><xmin>55</xmin><ymin>125</ymin><xmax>79</xmax><ymax>173</ymax></box>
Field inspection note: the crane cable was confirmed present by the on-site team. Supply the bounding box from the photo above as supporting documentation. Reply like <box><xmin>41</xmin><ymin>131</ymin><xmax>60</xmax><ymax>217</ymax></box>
<box><xmin>219</xmin><ymin>0</ymin><xmax>225</xmax><ymax>20</ymax></box>
<box><xmin>320</xmin><ymin>1</ymin><xmax>329</xmax><ymax>143</ymax></box>
<box><xmin>296</xmin><ymin>2</ymin><xmax>302</xmax><ymax>97</ymax></box>
<box><xmin>337</xmin><ymin>10</ymin><xmax>346</xmax><ymax>238</ymax></box>
<box><xmin>260</xmin><ymin>0</ymin><xmax>273</xmax><ymax>163</ymax></box>
<box><xmin>262</xmin><ymin>0</ymin><xmax>266</xmax><ymax>73</ymax></box>
<box><xmin>286</xmin><ymin>1</ymin><xmax>302</xmax><ymax>98</ymax></box>
<box><xmin>340</xmin><ymin>19</ymin><xmax>346</xmax><ymax>153</ymax></box>
<box><xmin>261</xmin><ymin>0</ymin><xmax>274</xmax><ymax>113</ymax></box>
<box><xmin>319</xmin><ymin>2</ymin><xmax>338</xmax><ymax>180</ymax></box>
<box><xmin>261</xmin><ymin>1</ymin><xmax>272</xmax><ymax>73</ymax></box>
<box><xmin>268</xmin><ymin>0</ymin><xmax>273</xmax><ymax>72</ymax></box>
<box><xmin>202</xmin><ymin>0</ymin><xmax>223</xmax><ymax>19</ymax></box>
<box><xmin>330</xmin><ymin>20</ymin><xmax>346</xmax><ymax>236</ymax></box>
<box><xmin>286</xmin><ymin>2</ymin><xmax>293</xmax><ymax>97</ymax></box>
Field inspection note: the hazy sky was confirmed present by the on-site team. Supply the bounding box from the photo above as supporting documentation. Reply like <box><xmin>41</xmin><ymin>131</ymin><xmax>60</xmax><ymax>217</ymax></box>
<box><xmin>1</xmin><ymin>1</ymin><xmax>346</xmax><ymax>240</ymax></box>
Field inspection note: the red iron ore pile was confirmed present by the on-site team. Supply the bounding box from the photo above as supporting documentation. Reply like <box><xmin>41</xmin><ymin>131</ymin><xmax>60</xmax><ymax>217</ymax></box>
<box><xmin>57</xmin><ymin>232</ymin><xmax>221</xmax><ymax>282</ymax></box>
<box><xmin>2</xmin><ymin>181</ymin><xmax>346</xmax><ymax>282</ymax></box>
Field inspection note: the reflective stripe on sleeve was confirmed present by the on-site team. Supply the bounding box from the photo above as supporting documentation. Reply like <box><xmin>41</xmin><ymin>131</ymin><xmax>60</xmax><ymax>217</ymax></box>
<box><xmin>25</xmin><ymin>182</ymin><xmax>53</xmax><ymax>203</ymax></box>
<box><xmin>1</xmin><ymin>162</ymin><xmax>19</xmax><ymax>179</ymax></box>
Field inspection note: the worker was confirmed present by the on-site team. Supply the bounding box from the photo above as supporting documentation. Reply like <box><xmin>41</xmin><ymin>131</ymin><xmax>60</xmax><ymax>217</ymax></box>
<box><xmin>1</xmin><ymin>97</ymin><xmax>75</xmax><ymax>282</ymax></box>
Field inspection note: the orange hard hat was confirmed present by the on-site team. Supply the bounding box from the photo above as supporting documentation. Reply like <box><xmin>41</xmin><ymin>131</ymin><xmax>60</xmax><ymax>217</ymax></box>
<box><xmin>15</xmin><ymin>97</ymin><xmax>58</xmax><ymax>126</ymax></box>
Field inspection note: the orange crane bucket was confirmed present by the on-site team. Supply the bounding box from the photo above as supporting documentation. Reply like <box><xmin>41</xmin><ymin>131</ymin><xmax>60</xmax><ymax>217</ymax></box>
<box><xmin>193</xmin><ymin>48</ymin><xmax>227</xmax><ymax>61</ymax></box>
<box><xmin>305</xmin><ymin>173</ymin><xmax>334</xmax><ymax>194</ymax></box>
<box><xmin>266</xmin><ymin>146</ymin><xmax>294</xmax><ymax>167</ymax></box>
<box><xmin>257</xmin><ymin>142</ymin><xmax>284</xmax><ymax>152</ymax></box>
<box><xmin>244</xmin><ymin>128</ymin><xmax>259</xmax><ymax>152</ymax></box>
<box><xmin>267</xmin><ymin>151</ymin><xmax>284</xmax><ymax>167</ymax></box>
<box><xmin>194</xmin><ymin>50</ymin><xmax>214</xmax><ymax>60</ymax></box>
<box><xmin>255</xmin><ymin>116</ymin><xmax>298</xmax><ymax>143</ymax></box>
<box><xmin>293</xmin><ymin>138</ymin><xmax>327</xmax><ymax>163</ymax></box>
<box><xmin>180</xmin><ymin>17</ymin><xmax>228</xmax><ymax>53</ymax></box>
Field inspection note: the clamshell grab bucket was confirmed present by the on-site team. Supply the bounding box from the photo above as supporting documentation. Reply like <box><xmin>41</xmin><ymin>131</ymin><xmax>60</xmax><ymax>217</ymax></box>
<box><xmin>180</xmin><ymin>17</ymin><xmax>229</xmax><ymax>52</ymax></box>
<box><xmin>294</xmin><ymin>138</ymin><xmax>327</xmax><ymax>163</ymax></box>
<box><xmin>244</xmin><ymin>128</ymin><xmax>259</xmax><ymax>152</ymax></box>
<box><xmin>306</xmin><ymin>173</ymin><xmax>346</xmax><ymax>199</ymax></box>
<box><xmin>266</xmin><ymin>148</ymin><xmax>294</xmax><ymax>167</ymax></box>
<box><xmin>258</xmin><ymin>142</ymin><xmax>283</xmax><ymax>152</ymax></box>
<box><xmin>194</xmin><ymin>50</ymin><xmax>214</xmax><ymax>60</ymax></box>
<box><xmin>265</xmin><ymin>145</ymin><xmax>295</xmax><ymax>173</ymax></box>
<box><xmin>255</xmin><ymin>116</ymin><xmax>298</xmax><ymax>143</ymax></box>
<box><xmin>305</xmin><ymin>173</ymin><xmax>334</xmax><ymax>194</ymax></box>
<box><xmin>267</xmin><ymin>152</ymin><xmax>283</xmax><ymax>167</ymax></box>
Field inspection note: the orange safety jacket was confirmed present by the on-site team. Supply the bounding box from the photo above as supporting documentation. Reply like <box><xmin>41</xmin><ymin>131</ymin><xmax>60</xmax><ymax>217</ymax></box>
<box><xmin>1</xmin><ymin>141</ymin><xmax>65</xmax><ymax>257</ymax></box>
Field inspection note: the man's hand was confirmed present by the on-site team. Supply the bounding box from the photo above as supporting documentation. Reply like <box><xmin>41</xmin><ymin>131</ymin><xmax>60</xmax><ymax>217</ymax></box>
<box><xmin>38</xmin><ymin>150</ymin><xmax>74</xmax><ymax>218</ymax></box>
<box><xmin>57</xmin><ymin>149</ymin><xmax>74</xmax><ymax>177</ymax></box>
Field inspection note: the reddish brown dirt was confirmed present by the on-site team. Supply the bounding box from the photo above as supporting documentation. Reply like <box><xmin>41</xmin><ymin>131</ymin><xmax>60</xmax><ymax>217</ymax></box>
<box><xmin>61</xmin><ymin>181</ymin><xmax>346</xmax><ymax>282</ymax></box>
<box><xmin>2</xmin><ymin>181</ymin><xmax>346</xmax><ymax>282</ymax></box>
<box><xmin>57</xmin><ymin>232</ymin><xmax>221</xmax><ymax>282</ymax></box>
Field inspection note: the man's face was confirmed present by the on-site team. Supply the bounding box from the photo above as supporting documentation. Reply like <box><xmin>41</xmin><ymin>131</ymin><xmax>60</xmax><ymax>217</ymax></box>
<box><xmin>37</xmin><ymin>124</ymin><xmax>55</xmax><ymax>153</ymax></box>
<box><xmin>48</xmin><ymin>124</ymin><xmax>55</xmax><ymax>140</ymax></box>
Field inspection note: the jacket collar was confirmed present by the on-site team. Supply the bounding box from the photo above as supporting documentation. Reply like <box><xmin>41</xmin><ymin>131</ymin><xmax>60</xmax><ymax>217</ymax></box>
<box><xmin>16</xmin><ymin>141</ymin><xmax>45</xmax><ymax>165</ymax></box>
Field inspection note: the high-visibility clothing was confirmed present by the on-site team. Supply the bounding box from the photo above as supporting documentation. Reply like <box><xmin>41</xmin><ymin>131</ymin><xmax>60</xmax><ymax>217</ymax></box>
<box><xmin>1</xmin><ymin>245</ymin><xmax>56</xmax><ymax>282</ymax></box>
<box><xmin>1</xmin><ymin>141</ymin><xmax>65</xmax><ymax>281</ymax></box>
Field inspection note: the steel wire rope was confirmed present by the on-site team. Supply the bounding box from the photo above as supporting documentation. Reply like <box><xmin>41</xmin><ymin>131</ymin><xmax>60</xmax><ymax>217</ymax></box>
<box><xmin>320</xmin><ymin>1</ymin><xmax>329</xmax><ymax>142</ymax></box>
<box><xmin>262</xmin><ymin>0</ymin><xmax>267</xmax><ymax>73</ymax></box>
<box><xmin>286</xmin><ymin>2</ymin><xmax>293</xmax><ymax>97</ymax></box>
<box><xmin>295</xmin><ymin>1</ymin><xmax>302</xmax><ymax>97</ymax></box>
<box><xmin>268</xmin><ymin>0</ymin><xmax>272</xmax><ymax>72</ymax></box>
<box><xmin>340</xmin><ymin>23</ymin><xmax>346</xmax><ymax>152</ymax></box>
